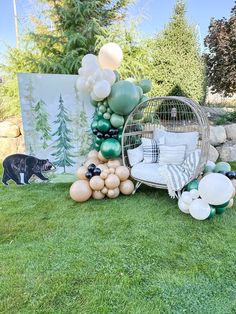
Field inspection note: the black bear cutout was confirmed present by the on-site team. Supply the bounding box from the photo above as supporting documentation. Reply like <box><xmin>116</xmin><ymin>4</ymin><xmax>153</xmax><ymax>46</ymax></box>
<box><xmin>2</xmin><ymin>154</ymin><xmax>55</xmax><ymax>185</ymax></box>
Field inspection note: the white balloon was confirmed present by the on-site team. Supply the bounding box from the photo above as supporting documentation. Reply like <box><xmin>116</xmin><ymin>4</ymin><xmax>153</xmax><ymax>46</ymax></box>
<box><xmin>102</xmin><ymin>69</ymin><xmax>116</xmax><ymax>85</ymax></box>
<box><xmin>178</xmin><ymin>197</ymin><xmax>190</xmax><ymax>214</ymax></box>
<box><xmin>98</xmin><ymin>42</ymin><xmax>123</xmax><ymax>70</ymax></box>
<box><xmin>82</xmin><ymin>54</ymin><xmax>98</xmax><ymax>67</ymax></box>
<box><xmin>189</xmin><ymin>199</ymin><xmax>211</xmax><ymax>220</ymax></box>
<box><xmin>76</xmin><ymin>76</ymin><xmax>86</xmax><ymax>91</ymax></box>
<box><xmin>83</xmin><ymin>62</ymin><xmax>99</xmax><ymax>77</ymax></box>
<box><xmin>93</xmin><ymin>69</ymin><xmax>104</xmax><ymax>82</ymax></box>
<box><xmin>91</xmin><ymin>91</ymin><xmax>104</xmax><ymax>102</ymax></box>
<box><xmin>199</xmin><ymin>173</ymin><xmax>234</xmax><ymax>205</ymax></box>
<box><xmin>190</xmin><ymin>189</ymin><xmax>200</xmax><ymax>200</ymax></box>
<box><xmin>181</xmin><ymin>191</ymin><xmax>192</xmax><ymax>204</ymax></box>
<box><xmin>85</xmin><ymin>80</ymin><xmax>93</xmax><ymax>92</ymax></box>
<box><xmin>78</xmin><ymin>67</ymin><xmax>85</xmax><ymax>76</ymax></box>
<box><xmin>87</xmin><ymin>75</ymin><xmax>96</xmax><ymax>86</ymax></box>
<box><xmin>93</xmin><ymin>80</ymin><xmax>111</xmax><ymax>99</ymax></box>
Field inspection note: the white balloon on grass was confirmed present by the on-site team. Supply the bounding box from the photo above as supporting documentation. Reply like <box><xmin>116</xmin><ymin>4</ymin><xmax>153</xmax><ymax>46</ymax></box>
<box><xmin>199</xmin><ymin>173</ymin><xmax>234</xmax><ymax>205</ymax></box>
<box><xmin>181</xmin><ymin>191</ymin><xmax>192</xmax><ymax>204</ymax></box>
<box><xmin>91</xmin><ymin>91</ymin><xmax>104</xmax><ymax>102</ymax></box>
<box><xmin>82</xmin><ymin>54</ymin><xmax>98</xmax><ymax>67</ymax></box>
<box><xmin>102</xmin><ymin>69</ymin><xmax>116</xmax><ymax>85</ymax></box>
<box><xmin>93</xmin><ymin>80</ymin><xmax>111</xmax><ymax>99</ymax></box>
<box><xmin>98</xmin><ymin>42</ymin><xmax>123</xmax><ymax>70</ymax></box>
<box><xmin>190</xmin><ymin>189</ymin><xmax>200</xmax><ymax>200</ymax></box>
<box><xmin>178</xmin><ymin>198</ymin><xmax>190</xmax><ymax>214</ymax></box>
<box><xmin>189</xmin><ymin>199</ymin><xmax>211</xmax><ymax>220</ymax></box>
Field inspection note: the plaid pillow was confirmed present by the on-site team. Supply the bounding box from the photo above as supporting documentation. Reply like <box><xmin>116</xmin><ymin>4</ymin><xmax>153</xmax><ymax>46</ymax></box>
<box><xmin>141</xmin><ymin>138</ymin><xmax>160</xmax><ymax>163</ymax></box>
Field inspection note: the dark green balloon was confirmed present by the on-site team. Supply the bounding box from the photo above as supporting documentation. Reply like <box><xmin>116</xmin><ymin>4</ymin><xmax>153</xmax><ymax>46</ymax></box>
<box><xmin>118</xmin><ymin>132</ymin><xmax>122</xmax><ymax>142</ymax></box>
<box><xmin>213</xmin><ymin>201</ymin><xmax>230</xmax><ymax>209</ymax></box>
<box><xmin>100</xmin><ymin>138</ymin><xmax>121</xmax><ymax>159</ymax></box>
<box><xmin>186</xmin><ymin>179</ymin><xmax>199</xmax><ymax>191</ymax></box>
<box><xmin>97</xmin><ymin>118</ymin><xmax>111</xmax><ymax>133</ymax></box>
<box><xmin>95</xmin><ymin>137</ymin><xmax>103</xmax><ymax>145</ymax></box>
<box><xmin>94</xmin><ymin>143</ymin><xmax>101</xmax><ymax>151</ymax></box>
<box><xmin>215</xmin><ymin>206</ymin><xmax>226</xmax><ymax>215</ymax></box>
<box><xmin>108</xmin><ymin>80</ymin><xmax>140</xmax><ymax>115</ymax></box>
<box><xmin>137</xmin><ymin>79</ymin><xmax>152</xmax><ymax>94</ymax></box>
<box><xmin>91</xmin><ymin>120</ymin><xmax>98</xmax><ymax>130</ymax></box>
<box><xmin>208</xmin><ymin>206</ymin><xmax>216</xmax><ymax>219</ymax></box>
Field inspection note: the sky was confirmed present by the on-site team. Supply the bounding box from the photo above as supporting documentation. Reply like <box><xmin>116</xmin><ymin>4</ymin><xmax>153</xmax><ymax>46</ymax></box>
<box><xmin>0</xmin><ymin>0</ymin><xmax>234</xmax><ymax>56</ymax></box>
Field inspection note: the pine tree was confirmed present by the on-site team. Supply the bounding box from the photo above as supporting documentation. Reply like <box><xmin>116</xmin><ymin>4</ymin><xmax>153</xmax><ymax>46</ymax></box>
<box><xmin>52</xmin><ymin>94</ymin><xmax>75</xmax><ymax>173</ymax></box>
<box><xmin>34</xmin><ymin>99</ymin><xmax>52</xmax><ymax>149</ymax></box>
<box><xmin>148</xmin><ymin>0</ymin><xmax>205</xmax><ymax>102</ymax></box>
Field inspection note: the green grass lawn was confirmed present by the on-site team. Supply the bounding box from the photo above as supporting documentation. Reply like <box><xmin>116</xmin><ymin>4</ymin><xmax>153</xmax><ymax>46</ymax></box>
<box><xmin>1</xmin><ymin>166</ymin><xmax>236</xmax><ymax>313</ymax></box>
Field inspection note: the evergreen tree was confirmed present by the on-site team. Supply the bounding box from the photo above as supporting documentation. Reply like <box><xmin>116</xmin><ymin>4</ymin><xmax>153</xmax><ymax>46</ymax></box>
<box><xmin>148</xmin><ymin>0</ymin><xmax>205</xmax><ymax>102</ymax></box>
<box><xmin>34</xmin><ymin>99</ymin><xmax>52</xmax><ymax>149</ymax></box>
<box><xmin>52</xmin><ymin>94</ymin><xmax>75</xmax><ymax>173</ymax></box>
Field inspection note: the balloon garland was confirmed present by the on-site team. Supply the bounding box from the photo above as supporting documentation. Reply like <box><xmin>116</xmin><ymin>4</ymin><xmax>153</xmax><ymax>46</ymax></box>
<box><xmin>178</xmin><ymin>161</ymin><xmax>235</xmax><ymax>220</ymax></box>
<box><xmin>70</xmin><ymin>42</ymin><xmax>151</xmax><ymax>202</ymax></box>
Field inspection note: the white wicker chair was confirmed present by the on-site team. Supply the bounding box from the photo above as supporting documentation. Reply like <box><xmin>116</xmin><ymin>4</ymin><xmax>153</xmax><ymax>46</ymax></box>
<box><xmin>122</xmin><ymin>96</ymin><xmax>210</xmax><ymax>191</ymax></box>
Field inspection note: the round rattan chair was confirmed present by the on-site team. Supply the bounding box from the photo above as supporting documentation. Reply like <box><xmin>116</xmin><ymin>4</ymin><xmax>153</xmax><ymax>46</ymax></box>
<box><xmin>122</xmin><ymin>96</ymin><xmax>210</xmax><ymax>191</ymax></box>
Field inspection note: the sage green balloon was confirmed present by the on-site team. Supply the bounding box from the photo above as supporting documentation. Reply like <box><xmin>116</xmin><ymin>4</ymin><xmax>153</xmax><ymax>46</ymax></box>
<box><xmin>90</xmin><ymin>98</ymin><xmax>98</xmax><ymax>107</ymax></box>
<box><xmin>110</xmin><ymin>113</ymin><xmax>125</xmax><ymax>128</ymax></box>
<box><xmin>136</xmin><ymin>86</ymin><xmax>143</xmax><ymax>99</ymax></box>
<box><xmin>140</xmin><ymin>95</ymin><xmax>149</xmax><ymax>103</ymax></box>
<box><xmin>103</xmin><ymin>112</ymin><xmax>111</xmax><ymax>120</ymax></box>
<box><xmin>126</xmin><ymin>77</ymin><xmax>136</xmax><ymax>84</ymax></box>
<box><xmin>97</xmin><ymin>118</ymin><xmax>111</xmax><ymax>133</ymax></box>
<box><xmin>114</xmin><ymin>70</ymin><xmax>120</xmax><ymax>82</ymax></box>
<box><xmin>137</xmin><ymin>79</ymin><xmax>152</xmax><ymax>94</ymax></box>
<box><xmin>108</xmin><ymin>80</ymin><xmax>140</xmax><ymax>115</ymax></box>
<box><xmin>214</xmin><ymin>161</ymin><xmax>231</xmax><ymax>173</ymax></box>
<box><xmin>99</xmin><ymin>105</ymin><xmax>107</xmax><ymax>114</ymax></box>
<box><xmin>100</xmin><ymin>138</ymin><xmax>121</xmax><ymax>159</ymax></box>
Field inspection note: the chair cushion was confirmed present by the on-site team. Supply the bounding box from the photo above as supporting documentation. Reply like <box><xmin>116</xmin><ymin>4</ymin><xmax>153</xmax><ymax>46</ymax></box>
<box><xmin>154</xmin><ymin>128</ymin><xmax>199</xmax><ymax>156</ymax></box>
<box><xmin>159</xmin><ymin>144</ymin><xmax>186</xmax><ymax>165</ymax></box>
<box><xmin>141</xmin><ymin>138</ymin><xmax>160</xmax><ymax>163</ymax></box>
<box><xmin>131</xmin><ymin>162</ymin><xmax>166</xmax><ymax>185</ymax></box>
<box><xmin>127</xmin><ymin>145</ymin><xmax>144</xmax><ymax>166</ymax></box>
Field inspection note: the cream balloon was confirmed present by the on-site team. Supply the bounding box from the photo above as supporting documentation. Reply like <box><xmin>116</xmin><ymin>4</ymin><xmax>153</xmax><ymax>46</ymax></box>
<box><xmin>120</xmin><ymin>180</ymin><xmax>134</xmax><ymax>195</ymax></box>
<box><xmin>199</xmin><ymin>173</ymin><xmax>234</xmax><ymax>205</ymax></box>
<box><xmin>97</xmin><ymin>164</ymin><xmax>108</xmax><ymax>172</ymax></box>
<box><xmin>101</xmin><ymin>187</ymin><xmax>108</xmax><ymax>194</ymax></box>
<box><xmin>107</xmin><ymin>159</ymin><xmax>121</xmax><ymax>168</ymax></box>
<box><xmin>189</xmin><ymin>199</ymin><xmax>211</xmax><ymax>220</ymax></box>
<box><xmin>227</xmin><ymin>198</ymin><xmax>234</xmax><ymax>208</ymax></box>
<box><xmin>82</xmin><ymin>54</ymin><xmax>98</xmax><ymax>67</ymax></box>
<box><xmin>88</xmin><ymin>150</ymin><xmax>98</xmax><ymax>160</ymax></box>
<box><xmin>102</xmin><ymin>69</ymin><xmax>116</xmax><ymax>85</ymax></box>
<box><xmin>89</xmin><ymin>176</ymin><xmax>105</xmax><ymax>191</ymax></box>
<box><xmin>76</xmin><ymin>166</ymin><xmax>88</xmax><ymax>180</ymax></box>
<box><xmin>98</xmin><ymin>151</ymin><xmax>108</xmax><ymax>162</ymax></box>
<box><xmin>98</xmin><ymin>43</ymin><xmax>123</xmax><ymax>70</ymax></box>
<box><xmin>178</xmin><ymin>198</ymin><xmax>190</xmax><ymax>214</ymax></box>
<box><xmin>84</xmin><ymin>158</ymin><xmax>99</xmax><ymax>167</ymax></box>
<box><xmin>100</xmin><ymin>171</ymin><xmax>108</xmax><ymax>180</ymax></box>
<box><xmin>92</xmin><ymin>190</ymin><xmax>105</xmax><ymax>200</ymax></box>
<box><xmin>115</xmin><ymin>166</ymin><xmax>129</xmax><ymax>181</ymax></box>
<box><xmin>93</xmin><ymin>80</ymin><xmax>111</xmax><ymax>99</ymax></box>
<box><xmin>107</xmin><ymin>187</ymin><xmax>120</xmax><ymax>198</ymax></box>
<box><xmin>181</xmin><ymin>191</ymin><xmax>192</xmax><ymax>204</ymax></box>
<box><xmin>109</xmin><ymin>168</ymin><xmax>115</xmax><ymax>174</ymax></box>
<box><xmin>70</xmin><ymin>180</ymin><xmax>92</xmax><ymax>202</ymax></box>
<box><xmin>105</xmin><ymin>174</ymin><xmax>120</xmax><ymax>189</ymax></box>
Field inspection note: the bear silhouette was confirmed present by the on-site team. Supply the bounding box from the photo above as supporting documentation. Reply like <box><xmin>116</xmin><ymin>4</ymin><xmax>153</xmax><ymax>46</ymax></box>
<box><xmin>2</xmin><ymin>154</ymin><xmax>55</xmax><ymax>185</ymax></box>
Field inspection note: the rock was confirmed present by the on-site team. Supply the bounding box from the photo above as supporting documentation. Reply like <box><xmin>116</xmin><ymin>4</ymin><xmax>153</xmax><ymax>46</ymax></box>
<box><xmin>0</xmin><ymin>138</ymin><xmax>18</xmax><ymax>160</ymax></box>
<box><xmin>219</xmin><ymin>142</ymin><xmax>236</xmax><ymax>162</ymax></box>
<box><xmin>16</xmin><ymin>135</ymin><xmax>25</xmax><ymax>153</ymax></box>
<box><xmin>209</xmin><ymin>126</ymin><xmax>226</xmax><ymax>146</ymax></box>
<box><xmin>0</xmin><ymin>121</ymin><xmax>20</xmax><ymax>138</ymax></box>
<box><xmin>225</xmin><ymin>124</ymin><xmax>236</xmax><ymax>142</ymax></box>
<box><xmin>208</xmin><ymin>145</ymin><xmax>219</xmax><ymax>162</ymax></box>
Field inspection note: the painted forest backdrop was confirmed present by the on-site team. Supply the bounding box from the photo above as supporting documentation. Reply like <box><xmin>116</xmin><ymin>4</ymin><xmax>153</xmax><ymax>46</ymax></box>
<box><xmin>18</xmin><ymin>73</ymin><xmax>94</xmax><ymax>182</ymax></box>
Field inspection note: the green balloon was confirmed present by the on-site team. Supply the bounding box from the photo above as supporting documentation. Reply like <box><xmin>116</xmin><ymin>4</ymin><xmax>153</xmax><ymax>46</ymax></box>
<box><xmin>134</xmin><ymin>111</ymin><xmax>143</xmax><ymax>120</ymax></box>
<box><xmin>95</xmin><ymin>137</ymin><xmax>103</xmax><ymax>145</ymax></box>
<box><xmin>97</xmin><ymin>111</ymin><xmax>103</xmax><ymax>118</ymax></box>
<box><xmin>208</xmin><ymin>206</ymin><xmax>216</xmax><ymax>219</ymax></box>
<box><xmin>204</xmin><ymin>161</ymin><xmax>216</xmax><ymax>173</ymax></box>
<box><xmin>213</xmin><ymin>201</ymin><xmax>230</xmax><ymax>209</ymax></box>
<box><xmin>99</xmin><ymin>105</ymin><xmax>107</xmax><ymax>114</ymax></box>
<box><xmin>100</xmin><ymin>138</ymin><xmax>121</xmax><ymax>159</ymax></box>
<box><xmin>114</xmin><ymin>70</ymin><xmax>120</xmax><ymax>82</ymax></box>
<box><xmin>110</xmin><ymin>113</ymin><xmax>125</xmax><ymax>128</ymax></box>
<box><xmin>91</xmin><ymin>120</ymin><xmax>98</xmax><ymax>130</ymax></box>
<box><xmin>97</xmin><ymin>118</ymin><xmax>111</xmax><ymax>133</ymax></box>
<box><xmin>90</xmin><ymin>98</ymin><xmax>98</xmax><ymax>107</ymax></box>
<box><xmin>126</xmin><ymin>77</ymin><xmax>136</xmax><ymax>83</ymax></box>
<box><xmin>103</xmin><ymin>112</ymin><xmax>111</xmax><ymax>120</ymax></box>
<box><xmin>140</xmin><ymin>95</ymin><xmax>149</xmax><ymax>103</ymax></box>
<box><xmin>186</xmin><ymin>179</ymin><xmax>199</xmax><ymax>191</ymax></box>
<box><xmin>108</xmin><ymin>80</ymin><xmax>140</xmax><ymax>115</ymax></box>
<box><xmin>215</xmin><ymin>206</ymin><xmax>226</xmax><ymax>215</ymax></box>
<box><xmin>94</xmin><ymin>143</ymin><xmax>101</xmax><ymax>151</ymax></box>
<box><xmin>118</xmin><ymin>125</ymin><xmax>123</xmax><ymax>131</ymax></box>
<box><xmin>214</xmin><ymin>162</ymin><xmax>231</xmax><ymax>173</ymax></box>
<box><xmin>137</xmin><ymin>79</ymin><xmax>152</xmax><ymax>94</ymax></box>
<box><xmin>136</xmin><ymin>86</ymin><xmax>143</xmax><ymax>99</ymax></box>
<box><xmin>103</xmin><ymin>100</ymin><xmax>108</xmax><ymax>107</ymax></box>
<box><xmin>118</xmin><ymin>132</ymin><xmax>122</xmax><ymax>142</ymax></box>
<box><xmin>107</xmin><ymin>107</ymin><xmax>113</xmax><ymax>114</ymax></box>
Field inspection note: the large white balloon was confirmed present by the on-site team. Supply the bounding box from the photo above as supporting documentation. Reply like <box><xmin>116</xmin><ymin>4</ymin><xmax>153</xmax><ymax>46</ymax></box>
<box><xmin>93</xmin><ymin>80</ymin><xmax>111</xmax><ymax>99</ymax></box>
<box><xmin>98</xmin><ymin>42</ymin><xmax>123</xmax><ymax>70</ymax></box>
<box><xmin>189</xmin><ymin>199</ymin><xmax>211</xmax><ymax>220</ymax></box>
<box><xmin>178</xmin><ymin>198</ymin><xmax>190</xmax><ymax>214</ymax></box>
<box><xmin>199</xmin><ymin>173</ymin><xmax>234</xmax><ymax>205</ymax></box>
<box><xmin>82</xmin><ymin>54</ymin><xmax>98</xmax><ymax>67</ymax></box>
<box><xmin>76</xmin><ymin>76</ymin><xmax>86</xmax><ymax>91</ymax></box>
<box><xmin>83</xmin><ymin>62</ymin><xmax>99</xmax><ymax>77</ymax></box>
<box><xmin>102</xmin><ymin>69</ymin><xmax>116</xmax><ymax>85</ymax></box>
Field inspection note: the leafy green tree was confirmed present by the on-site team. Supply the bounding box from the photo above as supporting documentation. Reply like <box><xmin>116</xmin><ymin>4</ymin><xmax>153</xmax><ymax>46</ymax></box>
<box><xmin>204</xmin><ymin>3</ymin><xmax>236</xmax><ymax>96</ymax></box>
<box><xmin>34</xmin><ymin>99</ymin><xmax>51</xmax><ymax>148</ymax></box>
<box><xmin>148</xmin><ymin>0</ymin><xmax>205</xmax><ymax>102</ymax></box>
<box><xmin>52</xmin><ymin>94</ymin><xmax>75</xmax><ymax>173</ymax></box>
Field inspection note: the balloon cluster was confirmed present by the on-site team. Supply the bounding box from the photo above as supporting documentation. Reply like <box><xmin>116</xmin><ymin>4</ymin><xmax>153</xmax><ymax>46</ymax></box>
<box><xmin>178</xmin><ymin>161</ymin><xmax>236</xmax><ymax>220</ymax></box>
<box><xmin>76</xmin><ymin>42</ymin><xmax>152</xmax><ymax>160</ymax></box>
<box><xmin>70</xmin><ymin>150</ymin><xmax>134</xmax><ymax>202</ymax></box>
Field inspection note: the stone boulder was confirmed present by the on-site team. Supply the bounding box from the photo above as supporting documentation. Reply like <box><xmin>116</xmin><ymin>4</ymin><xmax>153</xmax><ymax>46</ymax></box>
<box><xmin>0</xmin><ymin>138</ymin><xmax>18</xmax><ymax>160</ymax></box>
<box><xmin>208</xmin><ymin>145</ymin><xmax>219</xmax><ymax>162</ymax></box>
<box><xmin>224</xmin><ymin>124</ymin><xmax>236</xmax><ymax>142</ymax></box>
<box><xmin>209</xmin><ymin>126</ymin><xmax>226</xmax><ymax>146</ymax></box>
<box><xmin>219</xmin><ymin>142</ymin><xmax>236</xmax><ymax>162</ymax></box>
<box><xmin>0</xmin><ymin>121</ymin><xmax>20</xmax><ymax>138</ymax></box>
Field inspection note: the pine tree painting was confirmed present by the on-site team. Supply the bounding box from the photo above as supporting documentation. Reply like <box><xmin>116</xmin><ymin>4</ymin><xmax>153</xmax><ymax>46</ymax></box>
<box><xmin>52</xmin><ymin>94</ymin><xmax>75</xmax><ymax>173</ymax></box>
<box><xmin>34</xmin><ymin>99</ymin><xmax>51</xmax><ymax>149</ymax></box>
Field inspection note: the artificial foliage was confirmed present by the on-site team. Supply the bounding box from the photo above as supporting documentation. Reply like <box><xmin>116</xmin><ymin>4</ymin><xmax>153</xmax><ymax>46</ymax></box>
<box><xmin>52</xmin><ymin>94</ymin><xmax>75</xmax><ymax>172</ymax></box>
<box><xmin>204</xmin><ymin>3</ymin><xmax>236</xmax><ymax>96</ymax></box>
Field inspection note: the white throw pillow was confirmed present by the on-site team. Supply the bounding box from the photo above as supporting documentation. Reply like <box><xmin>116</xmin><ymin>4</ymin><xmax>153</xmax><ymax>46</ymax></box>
<box><xmin>154</xmin><ymin>128</ymin><xmax>198</xmax><ymax>156</ymax></box>
<box><xmin>159</xmin><ymin>144</ymin><xmax>186</xmax><ymax>165</ymax></box>
<box><xmin>141</xmin><ymin>138</ymin><xmax>160</xmax><ymax>163</ymax></box>
<box><xmin>127</xmin><ymin>145</ymin><xmax>144</xmax><ymax>166</ymax></box>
